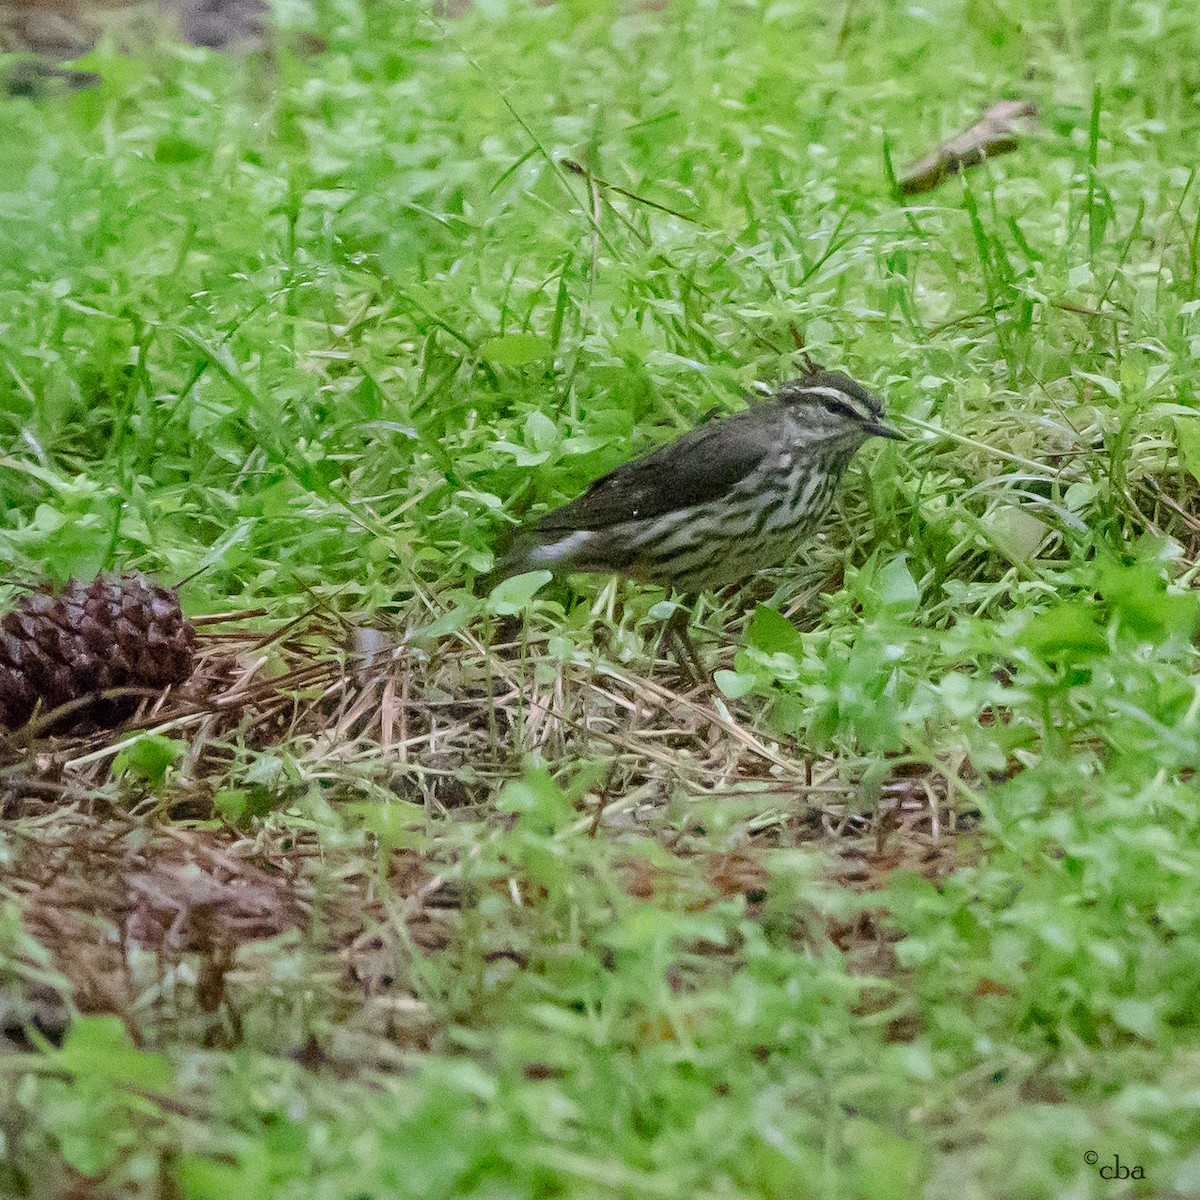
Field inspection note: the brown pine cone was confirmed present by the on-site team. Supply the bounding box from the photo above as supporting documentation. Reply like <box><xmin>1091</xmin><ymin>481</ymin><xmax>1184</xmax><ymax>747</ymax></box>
<box><xmin>0</xmin><ymin>573</ymin><xmax>196</xmax><ymax>731</ymax></box>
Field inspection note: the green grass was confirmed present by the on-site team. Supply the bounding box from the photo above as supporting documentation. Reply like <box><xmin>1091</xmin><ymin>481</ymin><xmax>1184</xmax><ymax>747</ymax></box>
<box><xmin>3</xmin><ymin>0</ymin><xmax>1200</xmax><ymax>1196</ymax></box>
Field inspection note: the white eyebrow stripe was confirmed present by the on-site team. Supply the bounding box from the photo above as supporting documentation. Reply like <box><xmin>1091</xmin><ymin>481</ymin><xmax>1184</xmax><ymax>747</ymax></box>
<box><xmin>799</xmin><ymin>384</ymin><xmax>878</xmax><ymax>417</ymax></box>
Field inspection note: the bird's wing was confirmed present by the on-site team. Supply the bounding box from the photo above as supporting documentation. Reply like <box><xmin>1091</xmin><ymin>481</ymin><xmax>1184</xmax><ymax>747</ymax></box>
<box><xmin>535</xmin><ymin>405</ymin><xmax>779</xmax><ymax>533</ymax></box>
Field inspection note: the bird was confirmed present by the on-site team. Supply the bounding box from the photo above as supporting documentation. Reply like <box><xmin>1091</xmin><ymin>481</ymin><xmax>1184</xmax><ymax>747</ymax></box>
<box><xmin>487</xmin><ymin>366</ymin><xmax>904</xmax><ymax>673</ymax></box>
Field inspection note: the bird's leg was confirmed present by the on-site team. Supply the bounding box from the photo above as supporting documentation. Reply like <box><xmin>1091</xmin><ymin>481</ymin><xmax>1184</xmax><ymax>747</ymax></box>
<box><xmin>660</xmin><ymin>593</ymin><xmax>708</xmax><ymax>687</ymax></box>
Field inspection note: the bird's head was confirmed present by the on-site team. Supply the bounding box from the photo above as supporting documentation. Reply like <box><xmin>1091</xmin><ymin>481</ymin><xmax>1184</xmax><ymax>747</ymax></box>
<box><xmin>777</xmin><ymin>370</ymin><xmax>904</xmax><ymax>445</ymax></box>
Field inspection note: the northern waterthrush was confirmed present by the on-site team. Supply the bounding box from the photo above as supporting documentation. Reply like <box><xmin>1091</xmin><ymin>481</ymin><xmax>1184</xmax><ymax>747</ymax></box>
<box><xmin>491</xmin><ymin>368</ymin><xmax>903</xmax><ymax>597</ymax></box>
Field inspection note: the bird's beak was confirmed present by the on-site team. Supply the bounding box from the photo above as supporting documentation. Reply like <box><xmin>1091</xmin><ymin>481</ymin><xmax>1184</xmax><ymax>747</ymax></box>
<box><xmin>867</xmin><ymin>420</ymin><xmax>906</xmax><ymax>441</ymax></box>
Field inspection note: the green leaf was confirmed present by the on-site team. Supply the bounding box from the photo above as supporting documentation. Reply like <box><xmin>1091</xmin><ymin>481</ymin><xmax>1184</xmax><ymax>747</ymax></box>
<box><xmin>411</xmin><ymin>602</ymin><xmax>472</xmax><ymax>643</ymax></box>
<box><xmin>876</xmin><ymin>553</ymin><xmax>921</xmax><ymax>612</ymax></box>
<box><xmin>1098</xmin><ymin>560</ymin><xmax>1200</xmax><ymax>642</ymax></box>
<box><xmin>983</xmin><ymin>505</ymin><xmax>1049</xmax><ymax>564</ymax></box>
<box><xmin>244</xmin><ymin>753</ymin><xmax>289</xmax><ymax>788</ymax></box>
<box><xmin>1111</xmin><ymin>996</ymin><xmax>1163</xmax><ymax>1040</ymax></box>
<box><xmin>481</xmin><ymin>332</ymin><xmax>552</xmax><ymax>366</ymax></box>
<box><xmin>213</xmin><ymin>788</ymin><xmax>249</xmax><ymax>822</ymax></box>
<box><xmin>1018</xmin><ymin>603</ymin><xmax>1107</xmax><ymax>661</ymax></box>
<box><xmin>486</xmin><ymin>570</ymin><xmax>551</xmax><ymax>614</ymax></box>
<box><xmin>344</xmin><ymin>799</ymin><xmax>427</xmax><ymax>852</ymax></box>
<box><xmin>524</xmin><ymin>410</ymin><xmax>560</xmax><ymax>453</ymax></box>
<box><xmin>55</xmin><ymin>1016</ymin><xmax>173</xmax><ymax>1092</ymax></box>
<box><xmin>746</xmin><ymin>605</ymin><xmax>804</xmax><ymax>658</ymax></box>
<box><xmin>1174</xmin><ymin>414</ymin><xmax>1200</xmax><ymax>485</ymax></box>
<box><xmin>489</xmin><ymin>439</ymin><xmax>551</xmax><ymax>467</ymax></box>
<box><xmin>1074</xmin><ymin>369</ymin><xmax>1121</xmax><ymax>399</ymax></box>
<box><xmin>713</xmin><ymin>669</ymin><xmax>756</xmax><ymax>699</ymax></box>
<box><xmin>1067</xmin><ymin>264</ymin><xmax>1094</xmax><ymax>292</ymax></box>
<box><xmin>495</xmin><ymin>767</ymin><xmax>575</xmax><ymax>831</ymax></box>
<box><xmin>213</xmin><ymin>786</ymin><xmax>277</xmax><ymax>823</ymax></box>
<box><xmin>154</xmin><ymin>135</ymin><xmax>206</xmax><ymax>164</ymax></box>
<box><xmin>178</xmin><ymin>1157</ymin><xmax>246</xmax><ymax>1200</ymax></box>
<box><xmin>111</xmin><ymin>735</ymin><xmax>186</xmax><ymax>786</ymax></box>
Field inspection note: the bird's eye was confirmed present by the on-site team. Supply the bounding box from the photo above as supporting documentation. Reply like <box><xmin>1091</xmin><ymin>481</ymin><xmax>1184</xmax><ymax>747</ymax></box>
<box><xmin>818</xmin><ymin>395</ymin><xmax>857</xmax><ymax>421</ymax></box>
